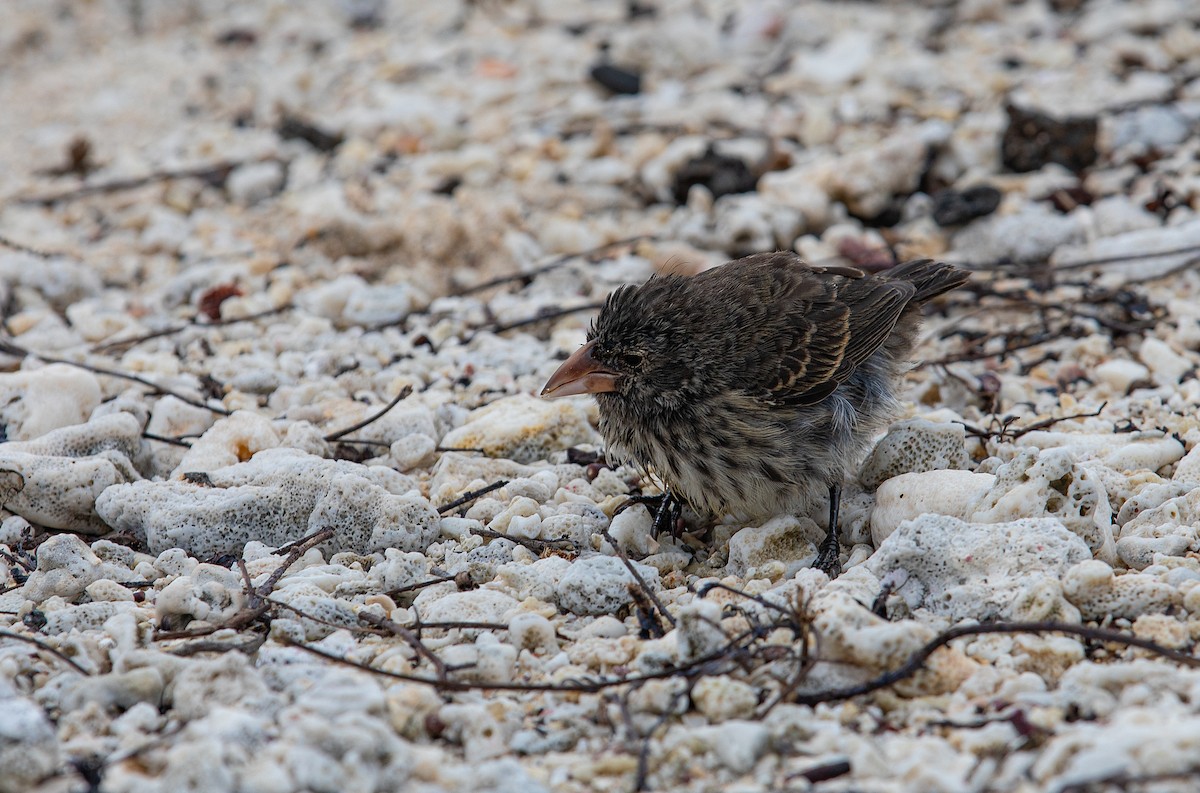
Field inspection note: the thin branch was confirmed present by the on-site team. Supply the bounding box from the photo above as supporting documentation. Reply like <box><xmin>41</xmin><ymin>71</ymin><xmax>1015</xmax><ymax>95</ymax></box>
<box><xmin>323</xmin><ymin>385</ymin><xmax>414</xmax><ymax>442</ymax></box>
<box><xmin>452</xmin><ymin>235</ymin><xmax>653</xmax><ymax>297</ymax></box>
<box><xmin>791</xmin><ymin>621</ymin><xmax>1200</xmax><ymax>706</ymax></box>
<box><xmin>357</xmin><ymin>610</ymin><xmax>447</xmax><ymax>678</ymax></box>
<box><xmin>91</xmin><ymin>305</ymin><xmax>292</xmax><ymax>354</ymax></box>
<box><xmin>922</xmin><ymin>324</ymin><xmax>1078</xmax><ymax>367</ymax></box>
<box><xmin>752</xmin><ymin>595</ymin><xmax>818</xmax><ymax>718</ymax></box>
<box><xmin>260</xmin><ymin>595</ymin><xmax>390</xmax><ymax>636</ymax></box>
<box><xmin>617</xmin><ymin>684</ymin><xmax>690</xmax><ymax>792</ymax></box>
<box><xmin>473</xmin><ymin>526</ymin><xmax>577</xmax><ymax>553</ymax></box>
<box><xmin>0</xmin><ymin>339</ymin><xmax>232</xmax><ymax>416</ymax></box>
<box><xmin>468</xmin><ymin>302</ymin><xmax>605</xmax><ymax>340</ymax></box>
<box><xmin>940</xmin><ymin>287</ymin><xmax>1160</xmax><ymax>336</ymax></box>
<box><xmin>328</xmin><ymin>438</ymin><xmax>391</xmax><ymax>448</ymax></box>
<box><xmin>153</xmin><ymin>528</ymin><xmax>336</xmax><ymax>641</ymax></box>
<box><xmin>1047</xmin><ymin>243</ymin><xmax>1200</xmax><ymax>273</ymax></box>
<box><xmin>600</xmin><ymin>528</ymin><xmax>675</xmax><ymax>632</ymax></box>
<box><xmin>695</xmin><ymin>581</ymin><xmax>806</xmax><ymax>622</ymax></box>
<box><xmin>415</xmin><ymin>620</ymin><xmax>512</xmax><ymax>631</ymax></box>
<box><xmin>1058</xmin><ymin>767</ymin><xmax>1200</xmax><ymax>793</ymax></box>
<box><xmin>956</xmin><ymin>403</ymin><xmax>1107</xmax><ymax>442</ymax></box>
<box><xmin>951</xmin><ymin>242</ymin><xmax>1200</xmax><ymax>273</ymax></box>
<box><xmin>386</xmin><ymin>575</ymin><xmax>455</xmax><ymax>600</ymax></box>
<box><xmin>254</xmin><ymin>528</ymin><xmax>337</xmax><ymax>598</ymax></box>
<box><xmin>1004</xmin><ymin>402</ymin><xmax>1108</xmax><ymax>439</ymax></box>
<box><xmin>142</xmin><ymin>431</ymin><xmax>193</xmax><ymax>448</ymax></box>
<box><xmin>437</xmin><ymin>480</ymin><xmax>509</xmax><ymax>514</ymax></box>
<box><xmin>0</xmin><ymin>628</ymin><xmax>91</xmax><ymax>675</ymax></box>
<box><xmin>279</xmin><ymin>624</ymin><xmax>759</xmax><ymax>693</ymax></box>
<box><xmin>0</xmin><ymin>234</ymin><xmax>61</xmax><ymax>258</ymax></box>
<box><xmin>16</xmin><ymin>159</ymin><xmax>262</xmax><ymax>206</ymax></box>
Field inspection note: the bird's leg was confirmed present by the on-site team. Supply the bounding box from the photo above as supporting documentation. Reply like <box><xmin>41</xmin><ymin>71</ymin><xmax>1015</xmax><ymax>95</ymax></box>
<box><xmin>614</xmin><ymin>493</ymin><xmax>660</xmax><ymax>514</ymax></box>
<box><xmin>813</xmin><ymin>483</ymin><xmax>843</xmax><ymax>577</ymax></box>
<box><xmin>654</xmin><ymin>490</ymin><xmax>684</xmax><ymax>537</ymax></box>
<box><xmin>615</xmin><ymin>490</ymin><xmax>683</xmax><ymax>537</ymax></box>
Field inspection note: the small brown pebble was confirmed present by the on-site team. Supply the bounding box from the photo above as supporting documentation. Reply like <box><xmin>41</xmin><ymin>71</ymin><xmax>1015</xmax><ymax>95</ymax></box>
<box><xmin>197</xmin><ymin>283</ymin><xmax>242</xmax><ymax>321</ymax></box>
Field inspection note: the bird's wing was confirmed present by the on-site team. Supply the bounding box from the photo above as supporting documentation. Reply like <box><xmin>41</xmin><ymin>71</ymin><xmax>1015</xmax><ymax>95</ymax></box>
<box><xmin>756</xmin><ymin>261</ymin><xmax>917</xmax><ymax>407</ymax></box>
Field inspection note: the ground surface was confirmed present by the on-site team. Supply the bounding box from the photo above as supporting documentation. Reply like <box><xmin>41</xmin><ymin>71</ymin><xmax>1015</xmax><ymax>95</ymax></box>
<box><xmin>3</xmin><ymin>1</ymin><xmax>1200</xmax><ymax>791</ymax></box>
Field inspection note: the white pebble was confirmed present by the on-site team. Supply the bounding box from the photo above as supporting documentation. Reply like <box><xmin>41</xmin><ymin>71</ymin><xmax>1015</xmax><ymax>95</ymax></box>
<box><xmin>507</xmin><ymin>513</ymin><xmax>543</xmax><ymax>540</ymax></box>
<box><xmin>871</xmin><ymin>470</ymin><xmax>996</xmax><ymax>545</ymax></box>
<box><xmin>1139</xmin><ymin>337</ymin><xmax>1194</xmax><ymax>385</ymax></box>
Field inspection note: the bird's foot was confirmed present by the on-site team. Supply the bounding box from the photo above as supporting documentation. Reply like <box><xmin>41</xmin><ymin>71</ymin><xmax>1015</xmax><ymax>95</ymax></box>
<box><xmin>814</xmin><ymin>482</ymin><xmax>844</xmax><ymax>577</ymax></box>
<box><xmin>615</xmin><ymin>491</ymin><xmax>683</xmax><ymax>537</ymax></box>
<box><xmin>813</xmin><ymin>534</ymin><xmax>842</xmax><ymax>578</ymax></box>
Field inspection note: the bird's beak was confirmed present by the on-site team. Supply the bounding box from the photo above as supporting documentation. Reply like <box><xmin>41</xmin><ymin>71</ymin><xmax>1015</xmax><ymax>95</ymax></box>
<box><xmin>541</xmin><ymin>340</ymin><xmax>620</xmax><ymax>398</ymax></box>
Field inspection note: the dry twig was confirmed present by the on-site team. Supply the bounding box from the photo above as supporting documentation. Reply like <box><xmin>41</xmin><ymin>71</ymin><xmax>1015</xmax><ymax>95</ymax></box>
<box><xmin>154</xmin><ymin>528</ymin><xmax>335</xmax><ymax>641</ymax></box>
<box><xmin>323</xmin><ymin>385</ymin><xmax>414</xmax><ymax>442</ymax></box>
<box><xmin>791</xmin><ymin>620</ymin><xmax>1200</xmax><ymax>706</ymax></box>
<box><xmin>17</xmin><ymin>159</ymin><xmax>268</xmax><ymax>206</ymax></box>
<box><xmin>466</xmin><ymin>301</ymin><xmax>606</xmax><ymax>341</ymax></box>
<box><xmin>0</xmin><ymin>628</ymin><xmax>91</xmax><ymax>674</ymax></box>
<box><xmin>0</xmin><ymin>339</ymin><xmax>232</xmax><ymax>416</ymax></box>
<box><xmin>279</xmin><ymin>623</ymin><xmax>761</xmax><ymax>693</ymax></box>
<box><xmin>0</xmin><ymin>234</ymin><xmax>62</xmax><ymax>258</ymax></box>
<box><xmin>601</xmin><ymin>528</ymin><xmax>675</xmax><ymax>634</ymax></box>
<box><xmin>956</xmin><ymin>402</ymin><xmax>1107</xmax><ymax>442</ymax></box>
<box><xmin>92</xmin><ymin>305</ymin><xmax>293</xmax><ymax>354</ymax></box>
<box><xmin>357</xmin><ymin>611</ymin><xmax>447</xmax><ymax>678</ymax></box>
<box><xmin>437</xmin><ymin>480</ymin><xmax>509</xmax><ymax>514</ymax></box>
<box><xmin>453</xmin><ymin>236</ymin><xmax>653</xmax><ymax>297</ymax></box>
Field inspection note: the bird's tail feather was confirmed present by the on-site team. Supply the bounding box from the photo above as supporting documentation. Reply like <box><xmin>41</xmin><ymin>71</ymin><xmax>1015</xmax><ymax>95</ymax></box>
<box><xmin>886</xmin><ymin>259</ymin><xmax>969</xmax><ymax>303</ymax></box>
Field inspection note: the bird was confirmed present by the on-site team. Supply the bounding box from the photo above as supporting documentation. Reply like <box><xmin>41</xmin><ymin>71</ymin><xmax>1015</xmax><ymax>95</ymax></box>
<box><xmin>541</xmin><ymin>251</ymin><xmax>968</xmax><ymax>575</ymax></box>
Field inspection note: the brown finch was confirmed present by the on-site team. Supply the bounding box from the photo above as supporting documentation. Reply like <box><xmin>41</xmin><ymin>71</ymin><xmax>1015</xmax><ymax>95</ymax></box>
<box><xmin>542</xmin><ymin>252</ymin><xmax>967</xmax><ymax>575</ymax></box>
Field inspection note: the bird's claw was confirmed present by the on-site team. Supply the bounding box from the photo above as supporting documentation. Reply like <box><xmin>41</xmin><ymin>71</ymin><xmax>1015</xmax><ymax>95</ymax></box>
<box><xmin>814</xmin><ymin>535</ymin><xmax>842</xmax><ymax>578</ymax></box>
<box><xmin>616</xmin><ymin>492</ymin><xmax>683</xmax><ymax>537</ymax></box>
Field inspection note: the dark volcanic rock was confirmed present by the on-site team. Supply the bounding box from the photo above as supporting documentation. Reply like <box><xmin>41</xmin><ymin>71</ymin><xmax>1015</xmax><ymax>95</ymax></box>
<box><xmin>672</xmin><ymin>146</ymin><xmax>757</xmax><ymax>205</ymax></box>
<box><xmin>589</xmin><ymin>63</ymin><xmax>642</xmax><ymax>95</ymax></box>
<box><xmin>1002</xmin><ymin>102</ymin><xmax>1098</xmax><ymax>174</ymax></box>
<box><xmin>932</xmin><ymin>185</ymin><xmax>1003</xmax><ymax>226</ymax></box>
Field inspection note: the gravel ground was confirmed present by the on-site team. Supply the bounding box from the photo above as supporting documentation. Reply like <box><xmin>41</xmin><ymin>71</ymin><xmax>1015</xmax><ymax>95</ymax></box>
<box><xmin>3</xmin><ymin>1</ymin><xmax>1200</xmax><ymax>791</ymax></box>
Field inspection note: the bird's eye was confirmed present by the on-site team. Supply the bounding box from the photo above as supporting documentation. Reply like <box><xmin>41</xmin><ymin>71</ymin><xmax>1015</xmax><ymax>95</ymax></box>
<box><xmin>617</xmin><ymin>352</ymin><xmax>644</xmax><ymax>369</ymax></box>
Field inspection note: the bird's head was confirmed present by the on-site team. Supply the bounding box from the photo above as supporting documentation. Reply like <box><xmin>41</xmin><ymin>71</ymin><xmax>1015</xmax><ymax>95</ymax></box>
<box><xmin>541</xmin><ymin>279</ymin><xmax>701</xmax><ymax>409</ymax></box>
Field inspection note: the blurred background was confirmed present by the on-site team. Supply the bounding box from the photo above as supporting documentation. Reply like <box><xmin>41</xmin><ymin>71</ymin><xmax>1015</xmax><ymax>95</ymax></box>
<box><xmin>4</xmin><ymin>0</ymin><xmax>1196</xmax><ymax>301</ymax></box>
